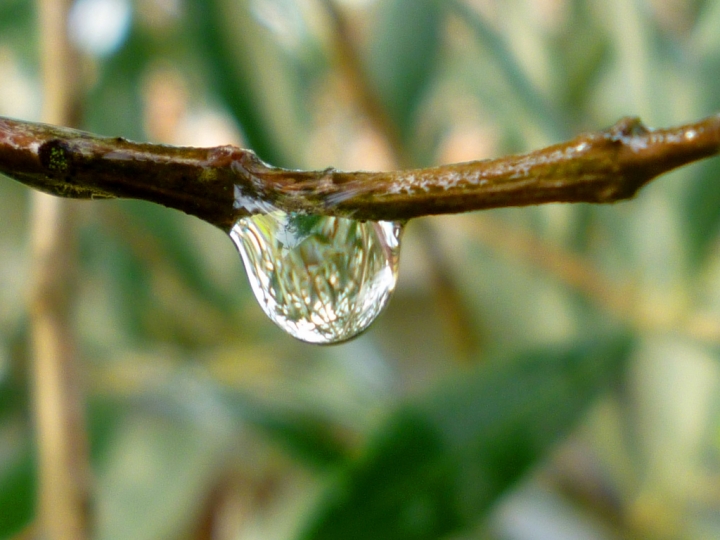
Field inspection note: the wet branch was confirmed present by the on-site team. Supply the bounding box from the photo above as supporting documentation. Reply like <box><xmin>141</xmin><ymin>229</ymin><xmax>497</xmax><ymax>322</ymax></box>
<box><xmin>1</xmin><ymin>114</ymin><xmax>719</xmax><ymax>230</ymax></box>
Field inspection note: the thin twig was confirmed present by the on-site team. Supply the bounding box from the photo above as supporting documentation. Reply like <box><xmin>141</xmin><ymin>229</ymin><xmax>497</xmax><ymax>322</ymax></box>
<box><xmin>30</xmin><ymin>0</ymin><xmax>92</xmax><ymax>538</ymax></box>
<box><xmin>0</xmin><ymin>114</ymin><xmax>718</xmax><ymax>230</ymax></box>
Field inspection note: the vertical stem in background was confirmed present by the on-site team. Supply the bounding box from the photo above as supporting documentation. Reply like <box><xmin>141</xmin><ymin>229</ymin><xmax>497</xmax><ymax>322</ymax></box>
<box><xmin>31</xmin><ymin>0</ymin><xmax>90</xmax><ymax>538</ymax></box>
<box><xmin>317</xmin><ymin>0</ymin><xmax>408</xmax><ymax>165</ymax></box>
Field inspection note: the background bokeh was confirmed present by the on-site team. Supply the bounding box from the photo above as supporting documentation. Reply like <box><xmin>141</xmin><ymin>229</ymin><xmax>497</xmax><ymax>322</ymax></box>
<box><xmin>2</xmin><ymin>0</ymin><xmax>720</xmax><ymax>538</ymax></box>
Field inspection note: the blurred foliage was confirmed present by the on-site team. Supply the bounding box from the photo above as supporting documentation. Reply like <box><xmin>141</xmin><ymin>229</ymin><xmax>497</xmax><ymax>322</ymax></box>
<box><xmin>300</xmin><ymin>334</ymin><xmax>633</xmax><ymax>540</ymax></box>
<box><xmin>1</xmin><ymin>0</ymin><xmax>720</xmax><ymax>539</ymax></box>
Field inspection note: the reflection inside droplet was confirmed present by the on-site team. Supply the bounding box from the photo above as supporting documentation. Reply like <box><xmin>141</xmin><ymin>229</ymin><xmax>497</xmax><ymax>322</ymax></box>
<box><xmin>229</xmin><ymin>211</ymin><xmax>402</xmax><ymax>344</ymax></box>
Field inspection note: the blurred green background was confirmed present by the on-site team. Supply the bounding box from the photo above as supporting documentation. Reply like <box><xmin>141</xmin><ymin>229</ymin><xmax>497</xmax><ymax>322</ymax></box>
<box><xmin>2</xmin><ymin>0</ymin><xmax>720</xmax><ymax>538</ymax></box>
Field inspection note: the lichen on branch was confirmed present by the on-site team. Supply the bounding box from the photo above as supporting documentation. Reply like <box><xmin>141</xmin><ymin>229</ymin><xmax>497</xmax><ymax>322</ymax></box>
<box><xmin>0</xmin><ymin>114</ymin><xmax>719</xmax><ymax>230</ymax></box>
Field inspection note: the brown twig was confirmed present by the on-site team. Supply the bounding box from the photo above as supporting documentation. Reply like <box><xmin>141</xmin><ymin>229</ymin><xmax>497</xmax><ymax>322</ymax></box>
<box><xmin>0</xmin><ymin>114</ymin><xmax>719</xmax><ymax>230</ymax></box>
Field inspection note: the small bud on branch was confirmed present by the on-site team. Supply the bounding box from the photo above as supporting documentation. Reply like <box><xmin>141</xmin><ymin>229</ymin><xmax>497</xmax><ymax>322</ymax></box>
<box><xmin>1</xmin><ymin>114</ymin><xmax>719</xmax><ymax>230</ymax></box>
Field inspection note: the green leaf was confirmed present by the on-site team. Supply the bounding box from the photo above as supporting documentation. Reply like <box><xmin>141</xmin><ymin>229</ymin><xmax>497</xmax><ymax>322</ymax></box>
<box><xmin>547</xmin><ymin>0</ymin><xmax>610</xmax><ymax>121</ymax></box>
<box><xmin>682</xmin><ymin>159</ymin><xmax>720</xmax><ymax>268</ymax></box>
<box><xmin>599</xmin><ymin>0</ymin><xmax>673</xmax><ymax>123</ymax></box>
<box><xmin>0</xmin><ymin>372</ymin><xmax>26</xmax><ymax>424</ymax></box>
<box><xmin>125</xmin><ymin>371</ymin><xmax>352</xmax><ymax>469</ymax></box>
<box><xmin>118</xmin><ymin>201</ymin><xmax>235</xmax><ymax>314</ymax></box>
<box><xmin>0</xmin><ymin>0</ymin><xmax>33</xmax><ymax>47</ymax></box>
<box><xmin>367</xmin><ymin>0</ymin><xmax>445</xmax><ymax>142</ymax></box>
<box><xmin>0</xmin><ymin>441</ymin><xmax>35</xmax><ymax>538</ymax></box>
<box><xmin>95</xmin><ymin>414</ymin><xmax>228</xmax><ymax>540</ymax></box>
<box><xmin>0</xmin><ymin>396</ymin><xmax>124</xmax><ymax>539</ymax></box>
<box><xmin>84</xmin><ymin>23</ymin><xmax>153</xmax><ymax>140</ymax></box>
<box><xmin>299</xmin><ymin>333</ymin><xmax>633</xmax><ymax>540</ymax></box>
<box><xmin>682</xmin><ymin>42</ymin><xmax>720</xmax><ymax>268</ymax></box>
<box><xmin>220</xmin><ymin>389</ymin><xmax>352</xmax><ymax>468</ymax></box>
<box><xmin>0</xmin><ymin>372</ymin><xmax>33</xmax><ymax>537</ymax></box>
<box><xmin>78</xmin><ymin>224</ymin><xmax>154</xmax><ymax>342</ymax></box>
<box><xmin>186</xmin><ymin>0</ymin><xmax>306</xmax><ymax>167</ymax></box>
<box><xmin>447</xmin><ymin>0</ymin><xmax>568</xmax><ymax>141</ymax></box>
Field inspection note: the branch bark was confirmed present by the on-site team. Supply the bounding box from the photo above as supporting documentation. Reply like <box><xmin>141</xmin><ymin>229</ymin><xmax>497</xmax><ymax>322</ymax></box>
<box><xmin>0</xmin><ymin>114</ymin><xmax>719</xmax><ymax>230</ymax></box>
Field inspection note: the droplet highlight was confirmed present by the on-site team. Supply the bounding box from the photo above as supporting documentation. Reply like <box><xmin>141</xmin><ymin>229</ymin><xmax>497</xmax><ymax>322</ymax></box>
<box><xmin>229</xmin><ymin>211</ymin><xmax>402</xmax><ymax>344</ymax></box>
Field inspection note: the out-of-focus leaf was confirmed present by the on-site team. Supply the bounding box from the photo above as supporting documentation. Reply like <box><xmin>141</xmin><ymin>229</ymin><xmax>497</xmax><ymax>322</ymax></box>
<box><xmin>78</xmin><ymin>224</ymin><xmax>153</xmax><ymax>342</ymax></box>
<box><xmin>600</xmin><ymin>0</ymin><xmax>671</xmax><ymax>123</ymax></box>
<box><xmin>547</xmin><ymin>0</ymin><xmax>610</xmax><ymax>122</ymax></box>
<box><xmin>689</xmin><ymin>0</ymin><xmax>720</xmax><ymax>62</ymax></box>
<box><xmin>220</xmin><ymin>390</ymin><xmax>352</xmax><ymax>468</ymax></box>
<box><xmin>84</xmin><ymin>25</ymin><xmax>152</xmax><ymax>140</ymax></box>
<box><xmin>299</xmin><ymin>334</ymin><xmax>633</xmax><ymax>540</ymax></box>
<box><xmin>0</xmin><ymin>0</ymin><xmax>33</xmax><ymax>42</ymax></box>
<box><xmin>95</xmin><ymin>414</ymin><xmax>229</xmax><ymax>540</ymax></box>
<box><xmin>0</xmin><ymin>442</ymin><xmax>35</xmax><ymax>538</ymax></box>
<box><xmin>683</xmin><ymin>23</ymin><xmax>720</xmax><ymax>268</ymax></box>
<box><xmin>0</xmin><ymin>368</ymin><xmax>33</xmax><ymax>537</ymax></box>
<box><xmin>118</xmin><ymin>201</ymin><xmax>235</xmax><ymax>314</ymax></box>
<box><xmin>88</xmin><ymin>398</ymin><xmax>127</xmax><ymax>467</ymax></box>
<box><xmin>682</xmin><ymin>159</ymin><xmax>720</xmax><ymax>268</ymax></box>
<box><xmin>80</xmin><ymin>213</ymin><xmax>234</xmax><ymax>347</ymax></box>
<box><xmin>366</xmin><ymin>0</ymin><xmax>444</xmax><ymax>144</ymax></box>
<box><xmin>186</xmin><ymin>0</ymin><xmax>307</xmax><ymax>167</ymax></box>
<box><xmin>0</xmin><ymin>396</ymin><xmax>125</xmax><ymax>539</ymax></box>
<box><xmin>447</xmin><ymin>0</ymin><xmax>567</xmax><ymax>140</ymax></box>
<box><xmin>0</xmin><ymin>0</ymin><xmax>24</xmax><ymax>20</ymax></box>
<box><xmin>0</xmin><ymin>373</ymin><xmax>26</xmax><ymax>423</ymax></box>
<box><xmin>124</xmin><ymin>367</ymin><xmax>353</xmax><ymax>469</ymax></box>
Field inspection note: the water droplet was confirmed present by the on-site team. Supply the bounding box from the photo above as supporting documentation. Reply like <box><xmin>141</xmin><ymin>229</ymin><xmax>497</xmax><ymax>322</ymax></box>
<box><xmin>229</xmin><ymin>211</ymin><xmax>402</xmax><ymax>344</ymax></box>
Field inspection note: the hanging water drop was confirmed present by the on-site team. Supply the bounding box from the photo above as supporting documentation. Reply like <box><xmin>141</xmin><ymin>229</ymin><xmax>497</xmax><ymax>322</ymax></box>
<box><xmin>229</xmin><ymin>211</ymin><xmax>402</xmax><ymax>344</ymax></box>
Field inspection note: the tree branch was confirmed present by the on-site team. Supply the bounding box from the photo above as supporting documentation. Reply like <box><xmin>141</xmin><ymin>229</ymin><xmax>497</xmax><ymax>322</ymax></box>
<box><xmin>1</xmin><ymin>114</ymin><xmax>719</xmax><ymax>230</ymax></box>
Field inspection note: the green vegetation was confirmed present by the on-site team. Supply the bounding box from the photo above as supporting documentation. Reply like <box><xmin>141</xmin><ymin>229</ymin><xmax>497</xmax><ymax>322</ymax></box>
<box><xmin>1</xmin><ymin>0</ymin><xmax>720</xmax><ymax>538</ymax></box>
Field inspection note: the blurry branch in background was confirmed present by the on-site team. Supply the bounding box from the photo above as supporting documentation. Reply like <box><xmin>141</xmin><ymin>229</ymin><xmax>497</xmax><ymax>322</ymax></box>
<box><xmin>457</xmin><ymin>211</ymin><xmax>720</xmax><ymax>346</ymax></box>
<box><xmin>318</xmin><ymin>0</ymin><xmax>482</xmax><ymax>358</ymax></box>
<box><xmin>317</xmin><ymin>0</ymin><xmax>407</xmax><ymax>164</ymax></box>
<box><xmin>455</xmin><ymin>213</ymin><xmax>635</xmax><ymax>315</ymax></box>
<box><xmin>0</xmin><ymin>114</ymin><xmax>718</xmax><ymax>228</ymax></box>
<box><xmin>30</xmin><ymin>0</ymin><xmax>92</xmax><ymax>538</ymax></box>
<box><xmin>447</xmin><ymin>0</ymin><xmax>570</xmax><ymax>140</ymax></box>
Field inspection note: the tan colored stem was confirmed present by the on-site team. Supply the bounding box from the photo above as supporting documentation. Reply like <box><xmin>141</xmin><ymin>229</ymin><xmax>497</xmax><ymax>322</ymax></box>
<box><xmin>30</xmin><ymin>196</ymin><xmax>89</xmax><ymax>540</ymax></box>
<box><xmin>318</xmin><ymin>0</ymin><xmax>407</xmax><ymax>164</ymax></box>
<box><xmin>454</xmin><ymin>213</ymin><xmax>635</xmax><ymax>319</ymax></box>
<box><xmin>31</xmin><ymin>0</ymin><xmax>91</xmax><ymax>538</ymax></box>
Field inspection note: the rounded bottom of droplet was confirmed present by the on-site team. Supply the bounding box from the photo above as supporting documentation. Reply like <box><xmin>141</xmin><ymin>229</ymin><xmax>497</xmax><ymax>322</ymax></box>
<box><xmin>229</xmin><ymin>212</ymin><xmax>402</xmax><ymax>344</ymax></box>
